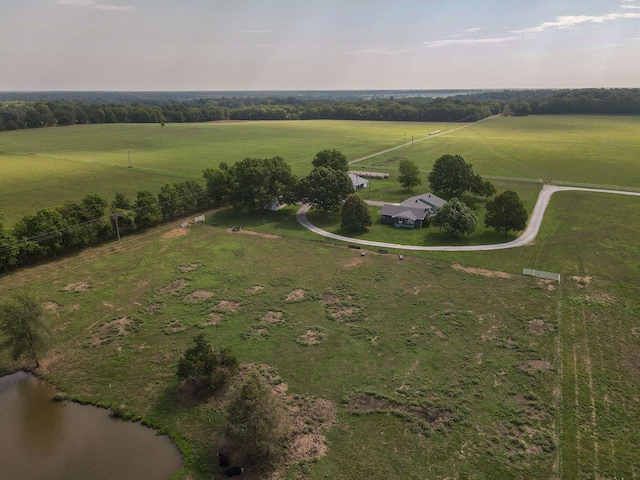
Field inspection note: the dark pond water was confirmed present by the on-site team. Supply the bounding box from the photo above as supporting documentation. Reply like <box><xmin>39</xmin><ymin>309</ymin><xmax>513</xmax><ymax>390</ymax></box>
<box><xmin>0</xmin><ymin>371</ymin><xmax>183</xmax><ymax>480</ymax></box>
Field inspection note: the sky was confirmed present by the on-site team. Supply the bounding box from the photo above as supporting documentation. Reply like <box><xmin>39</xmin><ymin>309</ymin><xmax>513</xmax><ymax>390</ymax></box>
<box><xmin>1</xmin><ymin>0</ymin><xmax>639</xmax><ymax>91</ymax></box>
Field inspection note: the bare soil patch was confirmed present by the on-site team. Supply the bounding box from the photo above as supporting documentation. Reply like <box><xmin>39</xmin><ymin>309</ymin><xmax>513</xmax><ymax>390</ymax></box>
<box><xmin>163</xmin><ymin>228</ymin><xmax>188</xmax><ymax>238</ymax></box>
<box><xmin>63</xmin><ymin>281</ymin><xmax>91</xmax><ymax>292</ymax></box>
<box><xmin>327</xmin><ymin>305</ymin><xmax>360</xmax><ymax>320</ymax></box>
<box><xmin>203</xmin><ymin>312</ymin><xmax>223</xmax><ymax>326</ymax></box>
<box><xmin>227</xmin><ymin>228</ymin><xmax>281</xmax><ymax>239</ymax></box>
<box><xmin>246</xmin><ymin>285</ymin><xmax>264</xmax><ymax>294</ymax></box>
<box><xmin>572</xmin><ymin>275</ymin><xmax>592</xmax><ymax>286</ymax></box>
<box><xmin>186</xmin><ymin>290</ymin><xmax>214</xmax><ymax>302</ymax></box>
<box><xmin>518</xmin><ymin>360</ymin><xmax>551</xmax><ymax>372</ymax></box>
<box><xmin>42</xmin><ymin>301</ymin><xmax>59</xmax><ymax>314</ymax></box>
<box><xmin>158</xmin><ymin>279</ymin><xmax>188</xmax><ymax>294</ymax></box>
<box><xmin>163</xmin><ymin>320</ymin><xmax>187</xmax><ymax>334</ymax></box>
<box><xmin>343</xmin><ymin>257</ymin><xmax>363</xmax><ymax>268</ymax></box>
<box><xmin>346</xmin><ymin>392</ymin><xmax>450</xmax><ymax>427</ymax></box>
<box><xmin>481</xmin><ymin>325</ymin><xmax>500</xmax><ymax>341</ymax></box>
<box><xmin>89</xmin><ymin>317</ymin><xmax>140</xmax><ymax>346</ymax></box>
<box><xmin>623</xmin><ymin>346</ymin><xmax>640</xmax><ymax>378</ymax></box>
<box><xmin>296</xmin><ymin>328</ymin><xmax>326</xmax><ymax>346</ymax></box>
<box><xmin>144</xmin><ymin>302</ymin><xmax>165</xmax><ymax>314</ymax></box>
<box><xmin>452</xmin><ymin>263</ymin><xmax>511</xmax><ymax>278</ymax></box>
<box><xmin>216</xmin><ymin>300</ymin><xmax>241</xmax><ymax>312</ymax></box>
<box><xmin>320</xmin><ymin>293</ymin><xmax>339</xmax><ymax>305</ymax></box>
<box><xmin>285</xmin><ymin>289</ymin><xmax>305</xmax><ymax>301</ymax></box>
<box><xmin>179</xmin><ymin>262</ymin><xmax>202</xmax><ymax>273</ymax></box>
<box><xmin>585</xmin><ymin>292</ymin><xmax>615</xmax><ymax>303</ymax></box>
<box><xmin>262</xmin><ymin>311</ymin><xmax>285</xmax><ymax>325</ymax></box>
<box><xmin>528</xmin><ymin>319</ymin><xmax>555</xmax><ymax>335</ymax></box>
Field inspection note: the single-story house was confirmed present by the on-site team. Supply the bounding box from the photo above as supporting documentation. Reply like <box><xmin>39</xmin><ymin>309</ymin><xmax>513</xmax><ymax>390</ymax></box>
<box><xmin>379</xmin><ymin>193</ymin><xmax>446</xmax><ymax>228</ymax></box>
<box><xmin>264</xmin><ymin>197</ymin><xmax>287</xmax><ymax>211</ymax></box>
<box><xmin>349</xmin><ymin>173</ymin><xmax>369</xmax><ymax>191</ymax></box>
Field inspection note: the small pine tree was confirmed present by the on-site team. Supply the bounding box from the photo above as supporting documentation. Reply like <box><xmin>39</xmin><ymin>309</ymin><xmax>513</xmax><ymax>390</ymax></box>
<box><xmin>341</xmin><ymin>194</ymin><xmax>373</xmax><ymax>232</ymax></box>
<box><xmin>177</xmin><ymin>333</ymin><xmax>238</xmax><ymax>391</ymax></box>
<box><xmin>223</xmin><ymin>370</ymin><xmax>290</xmax><ymax>465</ymax></box>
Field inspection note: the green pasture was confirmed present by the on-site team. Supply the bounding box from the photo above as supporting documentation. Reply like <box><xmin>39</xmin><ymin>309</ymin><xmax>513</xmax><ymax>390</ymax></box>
<box><xmin>1</xmin><ymin>187</ymin><xmax>639</xmax><ymax>479</ymax></box>
<box><xmin>1</xmin><ymin>115</ymin><xmax>640</xmax><ymax>479</ymax></box>
<box><xmin>2</xmin><ymin>115</ymin><xmax>640</xmax><ymax>227</ymax></box>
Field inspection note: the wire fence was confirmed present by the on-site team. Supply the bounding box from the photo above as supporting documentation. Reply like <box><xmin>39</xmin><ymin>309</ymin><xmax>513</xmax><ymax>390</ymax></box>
<box><xmin>523</xmin><ymin>268</ymin><xmax>561</xmax><ymax>284</ymax></box>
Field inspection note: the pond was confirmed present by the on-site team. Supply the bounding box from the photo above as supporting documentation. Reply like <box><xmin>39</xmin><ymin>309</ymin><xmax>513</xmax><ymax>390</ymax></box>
<box><xmin>0</xmin><ymin>371</ymin><xmax>183</xmax><ymax>480</ymax></box>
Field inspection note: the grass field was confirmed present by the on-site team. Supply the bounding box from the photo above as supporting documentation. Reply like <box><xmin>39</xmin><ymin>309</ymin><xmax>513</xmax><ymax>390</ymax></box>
<box><xmin>1</xmin><ymin>116</ymin><xmax>639</xmax><ymax>479</ymax></box>
<box><xmin>2</xmin><ymin>115</ymin><xmax>640</xmax><ymax>226</ymax></box>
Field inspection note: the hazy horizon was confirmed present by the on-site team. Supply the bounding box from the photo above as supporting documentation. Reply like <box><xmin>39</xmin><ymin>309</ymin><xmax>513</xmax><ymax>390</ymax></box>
<box><xmin>1</xmin><ymin>1</ymin><xmax>639</xmax><ymax>91</ymax></box>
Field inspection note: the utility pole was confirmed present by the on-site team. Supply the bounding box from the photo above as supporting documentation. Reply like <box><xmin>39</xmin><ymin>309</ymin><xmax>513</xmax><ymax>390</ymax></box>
<box><xmin>128</xmin><ymin>150</ymin><xmax>131</xmax><ymax>168</ymax></box>
<box><xmin>113</xmin><ymin>213</ymin><xmax>121</xmax><ymax>241</ymax></box>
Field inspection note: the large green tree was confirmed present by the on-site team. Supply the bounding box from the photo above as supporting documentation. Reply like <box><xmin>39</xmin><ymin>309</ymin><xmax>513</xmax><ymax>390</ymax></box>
<box><xmin>311</xmin><ymin>149</ymin><xmax>348</xmax><ymax>172</ymax></box>
<box><xmin>202</xmin><ymin>166</ymin><xmax>232</xmax><ymax>205</ymax></box>
<box><xmin>298</xmin><ymin>167</ymin><xmax>354</xmax><ymax>213</ymax></box>
<box><xmin>229</xmin><ymin>157</ymin><xmax>298</xmax><ymax>211</ymax></box>
<box><xmin>433</xmin><ymin>197</ymin><xmax>477</xmax><ymax>237</ymax></box>
<box><xmin>0</xmin><ymin>213</ymin><xmax>19</xmax><ymax>271</ymax></box>
<box><xmin>484</xmin><ymin>190</ymin><xmax>528</xmax><ymax>235</ymax></box>
<box><xmin>12</xmin><ymin>208</ymin><xmax>68</xmax><ymax>258</ymax></box>
<box><xmin>0</xmin><ymin>295</ymin><xmax>49</xmax><ymax>368</ymax></box>
<box><xmin>427</xmin><ymin>154</ymin><xmax>494</xmax><ymax>198</ymax></box>
<box><xmin>341</xmin><ymin>194</ymin><xmax>373</xmax><ymax>231</ymax></box>
<box><xmin>398</xmin><ymin>159</ymin><xmax>422</xmax><ymax>190</ymax></box>
<box><xmin>134</xmin><ymin>190</ymin><xmax>163</xmax><ymax>228</ymax></box>
<box><xmin>223</xmin><ymin>370</ymin><xmax>289</xmax><ymax>465</ymax></box>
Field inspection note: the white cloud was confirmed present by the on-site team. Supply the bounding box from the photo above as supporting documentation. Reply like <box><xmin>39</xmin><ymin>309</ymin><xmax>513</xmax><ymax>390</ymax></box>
<box><xmin>424</xmin><ymin>36</ymin><xmax>519</xmax><ymax>48</ymax></box>
<box><xmin>56</xmin><ymin>0</ymin><xmax>133</xmax><ymax>11</ymax></box>
<box><xmin>621</xmin><ymin>4</ymin><xmax>640</xmax><ymax>8</ymax></box>
<box><xmin>513</xmin><ymin>12</ymin><xmax>640</xmax><ymax>34</ymax></box>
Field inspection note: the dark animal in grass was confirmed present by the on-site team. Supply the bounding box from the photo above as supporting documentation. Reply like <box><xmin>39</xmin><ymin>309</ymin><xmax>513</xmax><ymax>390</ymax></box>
<box><xmin>224</xmin><ymin>466</ymin><xmax>244</xmax><ymax>477</ymax></box>
<box><xmin>217</xmin><ymin>452</ymin><xmax>229</xmax><ymax>468</ymax></box>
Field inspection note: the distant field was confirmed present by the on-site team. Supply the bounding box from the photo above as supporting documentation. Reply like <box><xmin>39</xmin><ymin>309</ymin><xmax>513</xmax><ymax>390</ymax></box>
<box><xmin>2</xmin><ymin>115</ymin><xmax>640</xmax><ymax>226</ymax></box>
<box><xmin>0</xmin><ymin>121</ymin><xmax>440</xmax><ymax>225</ymax></box>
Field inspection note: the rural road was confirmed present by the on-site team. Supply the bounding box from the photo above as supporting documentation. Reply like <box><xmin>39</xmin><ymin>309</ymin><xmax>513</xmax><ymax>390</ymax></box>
<box><xmin>296</xmin><ymin>185</ymin><xmax>640</xmax><ymax>252</ymax></box>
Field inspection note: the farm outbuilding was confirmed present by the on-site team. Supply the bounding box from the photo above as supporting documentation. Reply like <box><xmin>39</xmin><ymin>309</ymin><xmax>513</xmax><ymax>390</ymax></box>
<box><xmin>349</xmin><ymin>173</ymin><xmax>369</xmax><ymax>191</ymax></box>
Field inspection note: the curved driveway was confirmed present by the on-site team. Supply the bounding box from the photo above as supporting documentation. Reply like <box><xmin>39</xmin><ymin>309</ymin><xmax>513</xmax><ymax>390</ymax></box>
<box><xmin>296</xmin><ymin>185</ymin><xmax>640</xmax><ymax>252</ymax></box>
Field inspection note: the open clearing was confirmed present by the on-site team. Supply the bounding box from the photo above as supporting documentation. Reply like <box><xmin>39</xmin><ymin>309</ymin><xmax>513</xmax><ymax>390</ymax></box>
<box><xmin>1</xmin><ymin>116</ymin><xmax>640</xmax><ymax>479</ymax></box>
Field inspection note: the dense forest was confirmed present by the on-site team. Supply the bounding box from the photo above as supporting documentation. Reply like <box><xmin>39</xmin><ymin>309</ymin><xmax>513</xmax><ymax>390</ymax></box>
<box><xmin>1</xmin><ymin>88</ymin><xmax>639</xmax><ymax>132</ymax></box>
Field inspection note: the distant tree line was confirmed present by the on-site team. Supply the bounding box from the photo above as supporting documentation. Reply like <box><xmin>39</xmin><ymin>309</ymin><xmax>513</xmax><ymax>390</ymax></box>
<box><xmin>2</xmin><ymin>88</ymin><xmax>639</xmax><ymax>131</ymax></box>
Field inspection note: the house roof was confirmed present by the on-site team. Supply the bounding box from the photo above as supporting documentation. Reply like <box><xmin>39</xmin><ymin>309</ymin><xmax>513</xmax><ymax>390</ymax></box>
<box><xmin>380</xmin><ymin>204</ymin><xmax>429</xmax><ymax>221</ymax></box>
<box><xmin>401</xmin><ymin>193</ymin><xmax>446</xmax><ymax>209</ymax></box>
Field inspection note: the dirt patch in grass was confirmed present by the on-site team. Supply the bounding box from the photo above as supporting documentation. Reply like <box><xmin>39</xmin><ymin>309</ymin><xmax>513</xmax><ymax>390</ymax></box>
<box><xmin>144</xmin><ymin>302</ymin><xmax>165</xmax><ymax>314</ymax></box>
<box><xmin>320</xmin><ymin>293</ymin><xmax>339</xmax><ymax>305</ymax></box>
<box><xmin>89</xmin><ymin>317</ymin><xmax>140</xmax><ymax>346</ymax></box>
<box><xmin>203</xmin><ymin>312</ymin><xmax>223</xmax><ymax>326</ymax></box>
<box><xmin>286</xmin><ymin>289</ymin><xmax>305</xmax><ymax>301</ymax></box>
<box><xmin>158</xmin><ymin>279</ymin><xmax>188</xmax><ymax>294</ymax></box>
<box><xmin>186</xmin><ymin>290</ymin><xmax>214</xmax><ymax>302</ymax></box>
<box><xmin>227</xmin><ymin>228</ymin><xmax>281</xmax><ymax>239</ymax></box>
<box><xmin>327</xmin><ymin>305</ymin><xmax>360</xmax><ymax>321</ymax></box>
<box><xmin>163</xmin><ymin>228</ymin><xmax>188</xmax><ymax>238</ymax></box>
<box><xmin>623</xmin><ymin>346</ymin><xmax>640</xmax><ymax>378</ymax></box>
<box><xmin>346</xmin><ymin>392</ymin><xmax>450</xmax><ymax>427</ymax></box>
<box><xmin>42</xmin><ymin>301</ymin><xmax>60</xmax><ymax>314</ymax></box>
<box><xmin>518</xmin><ymin>360</ymin><xmax>551</xmax><ymax>372</ymax></box>
<box><xmin>246</xmin><ymin>285</ymin><xmax>264</xmax><ymax>294</ymax></box>
<box><xmin>163</xmin><ymin>320</ymin><xmax>187</xmax><ymax>334</ymax></box>
<box><xmin>452</xmin><ymin>263</ymin><xmax>511</xmax><ymax>278</ymax></box>
<box><xmin>63</xmin><ymin>281</ymin><xmax>91</xmax><ymax>292</ymax></box>
<box><xmin>537</xmin><ymin>278</ymin><xmax>556</xmax><ymax>291</ymax></box>
<box><xmin>262</xmin><ymin>311</ymin><xmax>285</xmax><ymax>325</ymax></box>
<box><xmin>179</xmin><ymin>262</ymin><xmax>202</xmax><ymax>272</ymax></box>
<box><xmin>344</xmin><ymin>257</ymin><xmax>363</xmax><ymax>268</ymax></box>
<box><xmin>585</xmin><ymin>292</ymin><xmax>615</xmax><ymax>303</ymax></box>
<box><xmin>216</xmin><ymin>300</ymin><xmax>241</xmax><ymax>312</ymax></box>
<box><xmin>481</xmin><ymin>325</ymin><xmax>499</xmax><ymax>341</ymax></box>
<box><xmin>528</xmin><ymin>319</ymin><xmax>555</xmax><ymax>335</ymax></box>
<box><xmin>572</xmin><ymin>275</ymin><xmax>592</xmax><ymax>286</ymax></box>
<box><xmin>296</xmin><ymin>328</ymin><xmax>326</xmax><ymax>346</ymax></box>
